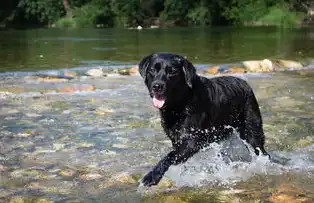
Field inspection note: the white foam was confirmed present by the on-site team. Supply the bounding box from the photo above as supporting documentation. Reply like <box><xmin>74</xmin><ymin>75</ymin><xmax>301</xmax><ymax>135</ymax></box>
<box><xmin>164</xmin><ymin>141</ymin><xmax>314</xmax><ymax>187</ymax></box>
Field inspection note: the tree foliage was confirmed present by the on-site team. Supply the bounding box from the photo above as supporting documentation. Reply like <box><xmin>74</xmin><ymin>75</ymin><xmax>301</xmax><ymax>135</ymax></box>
<box><xmin>0</xmin><ymin>0</ymin><xmax>309</xmax><ymax>28</ymax></box>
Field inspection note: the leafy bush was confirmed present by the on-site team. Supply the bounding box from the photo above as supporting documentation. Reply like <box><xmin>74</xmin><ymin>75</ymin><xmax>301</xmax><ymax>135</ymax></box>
<box><xmin>20</xmin><ymin>0</ymin><xmax>65</xmax><ymax>25</ymax></box>
<box><xmin>223</xmin><ymin>0</ymin><xmax>269</xmax><ymax>24</ymax></box>
<box><xmin>257</xmin><ymin>5</ymin><xmax>303</xmax><ymax>27</ymax></box>
<box><xmin>55</xmin><ymin>17</ymin><xmax>76</xmax><ymax>28</ymax></box>
<box><xmin>223</xmin><ymin>0</ymin><xmax>303</xmax><ymax>27</ymax></box>
<box><xmin>187</xmin><ymin>6</ymin><xmax>211</xmax><ymax>26</ymax></box>
<box><xmin>0</xmin><ymin>0</ymin><xmax>308</xmax><ymax>28</ymax></box>
<box><xmin>72</xmin><ymin>3</ymin><xmax>114</xmax><ymax>27</ymax></box>
<box><xmin>160</xmin><ymin>0</ymin><xmax>192</xmax><ymax>26</ymax></box>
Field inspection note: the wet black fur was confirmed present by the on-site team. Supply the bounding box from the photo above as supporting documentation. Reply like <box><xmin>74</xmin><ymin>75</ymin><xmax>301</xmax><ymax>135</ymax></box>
<box><xmin>138</xmin><ymin>53</ymin><xmax>269</xmax><ymax>187</ymax></box>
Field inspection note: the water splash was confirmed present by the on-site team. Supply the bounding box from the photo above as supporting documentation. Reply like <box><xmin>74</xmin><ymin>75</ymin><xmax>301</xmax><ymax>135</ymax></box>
<box><xmin>164</xmin><ymin>133</ymin><xmax>314</xmax><ymax>187</ymax></box>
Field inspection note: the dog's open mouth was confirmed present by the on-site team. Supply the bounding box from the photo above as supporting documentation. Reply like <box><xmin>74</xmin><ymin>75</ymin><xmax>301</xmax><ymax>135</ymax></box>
<box><xmin>152</xmin><ymin>96</ymin><xmax>166</xmax><ymax>109</ymax></box>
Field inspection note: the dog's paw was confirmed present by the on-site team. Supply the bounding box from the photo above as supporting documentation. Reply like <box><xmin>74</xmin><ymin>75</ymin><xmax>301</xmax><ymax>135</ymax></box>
<box><xmin>140</xmin><ymin>170</ymin><xmax>162</xmax><ymax>187</ymax></box>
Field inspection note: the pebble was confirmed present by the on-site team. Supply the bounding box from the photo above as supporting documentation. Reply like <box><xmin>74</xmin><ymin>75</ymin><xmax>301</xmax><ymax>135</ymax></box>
<box><xmin>10</xmin><ymin>169</ymin><xmax>41</xmax><ymax>179</ymax></box>
<box><xmin>268</xmin><ymin>184</ymin><xmax>313</xmax><ymax>203</ymax></box>
<box><xmin>35</xmin><ymin>148</ymin><xmax>57</xmax><ymax>153</ymax></box>
<box><xmin>76</xmin><ymin>142</ymin><xmax>94</xmax><ymax>148</ymax></box>
<box><xmin>26</xmin><ymin>75</ymin><xmax>71</xmax><ymax>83</ymax></box>
<box><xmin>86</xmin><ymin>68</ymin><xmax>105</xmax><ymax>77</ymax></box>
<box><xmin>13</xmin><ymin>132</ymin><xmax>32</xmax><ymax>138</ymax></box>
<box><xmin>94</xmin><ymin>107</ymin><xmax>115</xmax><ymax>115</ymax></box>
<box><xmin>53</xmin><ymin>143</ymin><xmax>66</xmax><ymax>151</ymax></box>
<box><xmin>0</xmin><ymin>164</ymin><xmax>8</xmax><ymax>171</ymax></box>
<box><xmin>204</xmin><ymin>66</ymin><xmax>219</xmax><ymax>74</ymax></box>
<box><xmin>78</xmin><ymin>173</ymin><xmax>102</xmax><ymax>181</ymax></box>
<box><xmin>26</xmin><ymin>182</ymin><xmax>41</xmax><ymax>189</ymax></box>
<box><xmin>58</xmin><ymin>84</ymin><xmax>96</xmax><ymax>93</ymax></box>
<box><xmin>0</xmin><ymin>91</ymin><xmax>14</xmax><ymax>99</ymax></box>
<box><xmin>0</xmin><ymin>107</ymin><xmax>19</xmax><ymax>115</ymax></box>
<box><xmin>100</xmin><ymin>149</ymin><xmax>117</xmax><ymax>155</ymax></box>
<box><xmin>58</xmin><ymin>169</ymin><xmax>77</xmax><ymax>177</ymax></box>
<box><xmin>112</xmin><ymin>143</ymin><xmax>129</xmax><ymax>149</ymax></box>
<box><xmin>112</xmin><ymin>172</ymin><xmax>137</xmax><ymax>184</ymax></box>
<box><xmin>118</xmin><ymin>66</ymin><xmax>139</xmax><ymax>76</ymax></box>
<box><xmin>9</xmin><ymin>196</ymin><xmax>25</xmax><ymax>203</ymax></box>
<box><xmin>25</xmin><ymin>113</ymin><xmax>41</xmax><ymax>118</ymax></box>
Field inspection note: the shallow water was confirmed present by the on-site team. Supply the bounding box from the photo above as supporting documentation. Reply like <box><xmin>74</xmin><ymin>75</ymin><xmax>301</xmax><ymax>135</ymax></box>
<box><xmin>1</xmin><ymin>27</ymin><xmax>314</xmax><ymax>202</ymax></box>
<box><xmin>1</xmin><ymin>68</ymin><xmax>314</xmax><ymax>202</ymax></box>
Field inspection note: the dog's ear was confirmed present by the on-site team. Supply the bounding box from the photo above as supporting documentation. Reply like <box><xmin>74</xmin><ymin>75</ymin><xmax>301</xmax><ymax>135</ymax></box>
<box><xmin>138</xmin><ymin>54</ymin><xmax>153</xmax><ymax>82</ymax></box>
<box><xmin>182</xmin><ymin>58</ymin><xmax>196</xmax><ymax>88</ymax></box>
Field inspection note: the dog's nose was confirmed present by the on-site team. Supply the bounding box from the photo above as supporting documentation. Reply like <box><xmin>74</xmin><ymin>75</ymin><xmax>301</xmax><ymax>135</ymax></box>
<box><xmin>152</xmin><ymin>82</ymin><xmax>165</xmax><ymax>92</ymax></box>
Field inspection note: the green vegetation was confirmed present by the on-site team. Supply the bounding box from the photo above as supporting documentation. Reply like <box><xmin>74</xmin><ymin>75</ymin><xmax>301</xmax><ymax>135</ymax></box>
<box><xmin>0</xmin><ymin>0</ymin><xmax>312</xmax><ymax>28</ymax></box>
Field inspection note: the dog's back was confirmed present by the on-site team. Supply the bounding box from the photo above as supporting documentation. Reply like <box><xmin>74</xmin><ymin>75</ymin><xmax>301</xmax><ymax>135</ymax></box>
<box><xmin>189</xmin><ymin>76</ymin><xmax>257</xmax><ymax>127</ymax></box>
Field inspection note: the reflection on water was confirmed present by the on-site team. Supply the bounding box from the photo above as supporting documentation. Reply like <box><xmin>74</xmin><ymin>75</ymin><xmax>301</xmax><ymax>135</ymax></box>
<box><xmin>1</xmin><ymin>67</ymin><xmax>314</xmax><ymax>202</ymax></box>
<box><xmin>1</xmin><ymin>27</ymin><xmax>314</xmax><ymax>72</ymax></box>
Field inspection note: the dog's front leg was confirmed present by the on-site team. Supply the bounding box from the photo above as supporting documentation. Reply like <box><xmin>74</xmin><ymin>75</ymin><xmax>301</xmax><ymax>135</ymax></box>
<box><xmin>141</xmin><ymin>138</ymin><xmax>201</xmax><ymax>187</ymax></box>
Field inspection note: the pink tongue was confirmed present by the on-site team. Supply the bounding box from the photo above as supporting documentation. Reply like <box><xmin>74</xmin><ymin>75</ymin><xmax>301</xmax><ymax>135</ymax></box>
<box><xmin>153</xmin><ymin>97</ymin><xmax>165</xmax><ymax>108</ymax></box>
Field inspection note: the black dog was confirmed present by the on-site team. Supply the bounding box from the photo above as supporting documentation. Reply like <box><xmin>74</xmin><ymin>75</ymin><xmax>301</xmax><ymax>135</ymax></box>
<box><xmin>138</xmin><ymin>53</ymin><xmax>269</xmax><ymax>187</ymax></box>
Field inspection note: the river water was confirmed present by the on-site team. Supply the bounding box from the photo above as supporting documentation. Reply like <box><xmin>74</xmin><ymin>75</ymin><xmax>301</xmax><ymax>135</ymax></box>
<box><xmin>1</xmin><ymin>27</ymin><xmax>314</xmax><ymax>202</ymax></box>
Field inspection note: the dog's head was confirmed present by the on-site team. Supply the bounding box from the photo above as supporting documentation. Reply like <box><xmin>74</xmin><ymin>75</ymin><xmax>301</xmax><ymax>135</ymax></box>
<box><xmin>138</xmin><ymin>53</ymin><xmax>196</xmax><ymax>109</ymax></box>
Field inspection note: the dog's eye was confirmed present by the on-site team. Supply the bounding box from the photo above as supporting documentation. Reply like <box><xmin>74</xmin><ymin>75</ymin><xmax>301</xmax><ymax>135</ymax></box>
<box><xmin>168</xmin><ymin>67</ymin><xmax>178</xmax><ymax>75</ymax></box>
<box><xmin>149</xmin><ymin>63</ymin><xmax>161</xmax><ymax>75</ymax></box>
<box><xmin>148</xmin><ymin>67</ymin><xmax>156</xmax><ymax>74</ymax></box>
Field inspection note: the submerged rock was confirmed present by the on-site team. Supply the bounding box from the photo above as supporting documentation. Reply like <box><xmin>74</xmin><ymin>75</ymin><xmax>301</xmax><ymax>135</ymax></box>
<box><xmin>113</xmin><ymin>172</ymin><xmax>137</xmax><ymax>184</ymax></box>
<box><xmin>13</xmin><ymin>132</ymin><xmax>32</xmax><ymax>138</ymax></box>
<box><xmin>13</xmin><ymin>130</ymin><xmax>39</xmax><ymax>138</ymax></box>
<box><xmin>9</xmin><ymin>196</ymin><xmax>26</xmax><ymax>203</ymax></box>
<box><xmin>98</xmin><ymin>172</ymin><xmax>137</xmax><ymax>189</ymax></box>
<box><xmin>57</xmin><ymin>84</ymin><xmax>96</xmax><ymax>93</ymax></box>
<box><xmin>63</xmin><ymin>72</ymin><xmax>77</xmax><ymax>78</ymax></box>
<box><xmin>0</xmin><ymin>164</ymin><xmax>8</xmax><ymax>171</ymax></box>
<box><xmin>273</xmin><ymin>59</ymin><xmax>303</xmax><ymax>69</ymax></box>
<box><xmin>10</xmin><ymin>168</ymin><xmax>42</xmax><ymax>179</ymax></box>
<box><xmin>52</xmin><ymin>143</ymin><xmax>65</xmax><ymax>151</ymax></box>
<box><xmin>78</xmin><ymin>173</ymin><xmax>102</xmax><ymax>181</ymax></box>
<box><xmin>118</xmin><ymin>66</ymin><xmax>139</xmax><ymax>76</ymax></box>
<box><xmin>112</xmin><ymin>143</ymin><xmax>129</xmax><ymax>149</ymax></box>
<box><xmin>64</xmin><ymin>199</ymin><xmax>85</xmax><ymax>203</ymax></box>
<box><xmin>243</xmin><ymin>59</ymin><xmax>274</xmax><ymax>73</ymax></box>
<box><xmin>157</xmin><ymin>178</ymin><xmax>176</xmax><ymax>189</ymax></box>
<box><xmin>26</xmin><ymin>181</ymin><xmax>41</xmax><ymax>189</ymax></box>
<box><xmin>94</xmin><ymin>107</ymin><xmax>115</xmax><ymax>115</ymax></box>
<box><xmin>129</xmin><ymin>65</ymin><xmax>140</xmax><ymax>75</ymax></box>
<box><xmin>297</xmin><ymin>69</ymin><xmax>314</xmax><ymax>77</ymax></box>
<box><xmin>86</xmin><ymin>68</ymin><xmax>105</xmax><ymax>77</ymax></box>
<box><xmin>0</xmin><ymin>91</ymin><xmax>14</xmax><ymax>99</ymax></box>
<box><xmin>143</xmin><ymin>188</ymin><xmax>229</xmax><ymax>203</ymax></box>
<box><xmin>268</xmin><ymin>184</ymin><xmax>313</xmax><ymax>203</ymax></box>
<box><xmin>229</xmin><ymin>66</ymin><xmax>246</xmax><ymax>73</ymax></box>
<box><xmin>127</xmin><ymin>120</ymin><xmax>149</xmax><ymax>128</ymax></box>
<box><xmin>35</xmin><ymin>199</ymin><xmax>53</xmax><ymax>203</ymax></box>
<box><xmin>204</xmin><ymin>66</ymin><xmax>219</xmax><ymax>74</ymax></box>
<box><xmin>25</xmin><ymin>113</ymin><xmax>41</xmax><ymax>118</ymax></box>
<box><xmin>42</xmin><ymin>181</ymin><xmax>75</xmax><ymax>195</ymax></box>
<box><xmin>296</xmin><ymin>136</ymin><xmax>314</xmax><ymax>148</ymax></box>
<box><xmin>76</xmin><ymin>142</ymin><xmax>95</xmax><ymax>149</ymax></box>
<box><xmin>0</xmin><ymin>107</ymin><xmax>19</xmax><ymax>115</ymax></box>
<box><xmin>58</xmin><ymin>168</ymin><xmax>77</xmax><ymax>178</ymax></box>
<box><xmin>25</xmin><ymin>74</ymin><xmax>74</xmax><ymax>82</ymax></box>
<box><xmin>148</xmin><ymin>196</ymin><xmax>188</xmax><ymax>203</ymax></box>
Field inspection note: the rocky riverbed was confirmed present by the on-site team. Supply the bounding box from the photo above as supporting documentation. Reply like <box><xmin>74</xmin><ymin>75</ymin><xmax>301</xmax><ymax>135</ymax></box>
<box><xmin>1</xmin><ymin>64</ymin><xmax>314</xmax><ymax>203</ymax></box>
